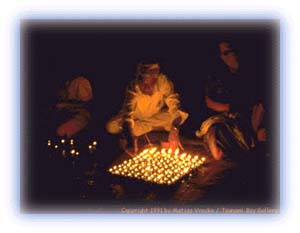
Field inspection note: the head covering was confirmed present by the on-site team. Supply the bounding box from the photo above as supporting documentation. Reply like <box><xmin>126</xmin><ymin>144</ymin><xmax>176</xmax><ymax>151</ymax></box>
<box><xmin>135</xmin><ymin>59</ymin><xmax>160</xmax><ymax>80</ymax></box>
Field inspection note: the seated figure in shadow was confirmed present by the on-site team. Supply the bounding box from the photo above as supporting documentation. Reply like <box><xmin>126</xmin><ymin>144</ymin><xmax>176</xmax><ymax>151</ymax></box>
<box><xmin>54</xmin><ymin>75</ymin><xmax>93</xmax><ymax>138</ymax></box>
<box><xmin>196</xmin><ymin>41</ymin><xmax>266</xmax><ymax>160</ymax></box>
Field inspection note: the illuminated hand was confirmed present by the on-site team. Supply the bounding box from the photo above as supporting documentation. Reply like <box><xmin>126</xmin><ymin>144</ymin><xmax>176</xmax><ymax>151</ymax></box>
<box><xmin>168</xmin><ymin>126</ymin><xmax>184</xmax><ymax>151</ymax></box>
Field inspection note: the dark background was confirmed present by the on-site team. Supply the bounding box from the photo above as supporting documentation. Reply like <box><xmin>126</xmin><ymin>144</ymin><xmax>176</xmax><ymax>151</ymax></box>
<box><xmin>21</xmin><ymin>20</ymin><xmax>279</xmax><ymax>211</ymax></box>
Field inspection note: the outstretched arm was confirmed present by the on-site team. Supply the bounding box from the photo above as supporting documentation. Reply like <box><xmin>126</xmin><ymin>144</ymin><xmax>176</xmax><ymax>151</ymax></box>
<box><xmin>205</xmin><ymin>95</ymin><xmax>230</xmax><ymax>112</ymax></box>
<box><xmin>162</xmin><ymin>76</ymin><xmax>184</xmax><ymax>149</ymax></box>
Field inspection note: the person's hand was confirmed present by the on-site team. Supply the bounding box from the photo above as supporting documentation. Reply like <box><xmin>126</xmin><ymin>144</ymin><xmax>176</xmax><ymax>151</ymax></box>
<box><xmin>257</xmin><ymin>128</ymin><xmax>267</xmax><ymax>142</ymax></box>
<box><xmin>168</xmin><ymin>126</ymin><xmax>184</xmax><ymax>151</ymax></box>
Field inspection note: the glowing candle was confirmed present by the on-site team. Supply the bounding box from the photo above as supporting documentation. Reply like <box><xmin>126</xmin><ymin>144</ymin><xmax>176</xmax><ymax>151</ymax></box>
<box><xmin>180</xmin><ymin>153</ymin><xmax>186</xmax><ymax>159</ymax></box>
<box><xmin>157</xmin><ymin>174</ymin><xmax>163</xmax><ymax>179</ymax></box>
<box><xmin>141</xmin><ymin>149</ymin><xmax>149</xmax><ymax>155</ymax></box>
<box><xmin>150</xmin><ymin>147</ymin><xmax>157</xmax><ymax>154</ymax></box>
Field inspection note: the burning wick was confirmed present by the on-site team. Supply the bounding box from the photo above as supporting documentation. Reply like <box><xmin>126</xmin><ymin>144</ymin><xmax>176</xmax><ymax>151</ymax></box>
<box><xmin>108</xmin><ymin>146</ymin><xmax>206</xmax><ymax>185</ymax></box>
<box><xmin>92</xmin><ymin>141</ymin><xmax>98</xmax><ymax>146</ymax></box>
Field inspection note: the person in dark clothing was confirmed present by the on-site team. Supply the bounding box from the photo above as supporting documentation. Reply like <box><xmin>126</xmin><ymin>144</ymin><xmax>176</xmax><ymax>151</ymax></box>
<box><xmin>196</xmin><ymin>41</ymin><xmax>266</xmax><ymax>160</ymax></box>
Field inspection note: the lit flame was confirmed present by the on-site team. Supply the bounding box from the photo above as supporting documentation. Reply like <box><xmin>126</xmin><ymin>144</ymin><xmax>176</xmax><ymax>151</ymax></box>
<box><xmin>108</xmin><ymin>146</ymin><xmax>206</xmax><ymax>185</ymax></box>
<box><xmin>180</xmin><ymin>153</ymin><xmax>186</xmax><ymax>159</ymax></box>
<box><xmin>149</xmin><ymin>147</ymin><xmax>157</xmax><ymax>154</ymax></box>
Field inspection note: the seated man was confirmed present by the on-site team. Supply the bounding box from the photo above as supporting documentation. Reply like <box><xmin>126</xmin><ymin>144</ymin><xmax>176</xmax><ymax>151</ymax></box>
<box><xmin>55</xmin><ymin>76</ymin><xmax>93</xmax><ymax>138</ymax></box>
<box><xmin>106</xmin><ymin>59</ymin><xmax>188</xmax><ymax>154</ymax></box>
<box><xmin>196</xmin><ymin>41</ymin><xmax>266</xmax><ymax>160</ymax></box>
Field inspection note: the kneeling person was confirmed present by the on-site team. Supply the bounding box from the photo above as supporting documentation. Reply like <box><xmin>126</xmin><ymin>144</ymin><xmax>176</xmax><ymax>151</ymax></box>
<box><xmin>106</xmin><ymin>60</ymin><xmax>188</xmax><ymax>153</ymax></box>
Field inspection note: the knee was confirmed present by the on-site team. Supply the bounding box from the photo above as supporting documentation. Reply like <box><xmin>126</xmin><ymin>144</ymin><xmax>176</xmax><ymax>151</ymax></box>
<box><xmin>56</xmin><ymin>125</ymin><xmax>66</xmax><ymax>137</ymax></box>
<box><xmin>130</xmin><ymin>127</ymin><xmax>142</xmax><ymax>137</ymax></box>
<box><xmin>106</xmin><ymin>119</ymin><xmax>123</xmax><ymax>134</ymax></box>
<box><xmin>56</xmin><ymin>120</ymin><xmax>84</xmax><ymax>138</ymax></box>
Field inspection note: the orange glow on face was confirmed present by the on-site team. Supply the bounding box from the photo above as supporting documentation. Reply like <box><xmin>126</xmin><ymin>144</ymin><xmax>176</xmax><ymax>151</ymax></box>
<box><xmin>219</xmin><ymin>42</ymin><xmax>239</xmax><ymax>72</ymax></box>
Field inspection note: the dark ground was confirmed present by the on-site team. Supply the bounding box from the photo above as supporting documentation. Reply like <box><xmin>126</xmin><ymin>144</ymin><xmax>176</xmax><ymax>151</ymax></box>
<box><xmin>23</xmin><ymin>129</ymin><xmax>278</xmax><ymax>213</ymax></box>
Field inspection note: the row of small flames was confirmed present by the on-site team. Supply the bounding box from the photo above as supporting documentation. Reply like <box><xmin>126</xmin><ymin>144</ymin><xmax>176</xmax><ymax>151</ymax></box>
<box><xmin>109</xmin><ymin>147</ymin><xmax>206</xmax><ymax>185</ymax></box>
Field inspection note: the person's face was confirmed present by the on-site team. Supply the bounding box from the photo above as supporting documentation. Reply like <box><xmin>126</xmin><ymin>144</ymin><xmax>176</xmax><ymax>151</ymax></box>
<box><xmin>219</xmin><ymin>42</ymin><xmax>239</xmax><ymax>72</ymax></box>
<box><xmin>141</xmin><ymin>64</ymin><xmax>160</xmax><ymax>86</ymax></box>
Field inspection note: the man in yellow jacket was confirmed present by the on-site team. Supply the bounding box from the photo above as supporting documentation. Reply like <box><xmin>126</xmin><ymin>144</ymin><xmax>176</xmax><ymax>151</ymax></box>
<box><xmin>106</xmin><ymin>60</ymin><xmax>188</xmax><ymax>153</ymax></box>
